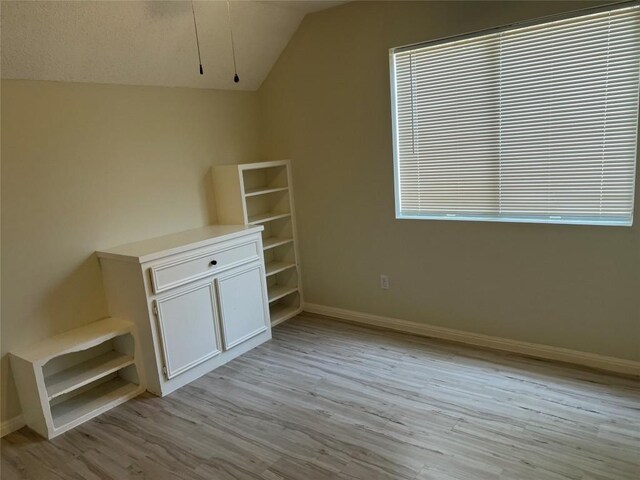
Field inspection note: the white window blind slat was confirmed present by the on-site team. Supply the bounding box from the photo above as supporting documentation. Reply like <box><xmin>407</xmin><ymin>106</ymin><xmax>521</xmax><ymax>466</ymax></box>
<box><xmin>391</xmin><ymin>4</ymin><xmax>640</xmax><ymax>226</ymax></box>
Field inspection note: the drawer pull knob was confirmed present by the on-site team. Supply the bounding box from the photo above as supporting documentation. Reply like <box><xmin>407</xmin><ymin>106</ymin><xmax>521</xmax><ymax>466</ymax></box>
<box><xmin>209</xmin><ymin>260</ymin><xmax>218</xmax><ymax>266</ymax></box>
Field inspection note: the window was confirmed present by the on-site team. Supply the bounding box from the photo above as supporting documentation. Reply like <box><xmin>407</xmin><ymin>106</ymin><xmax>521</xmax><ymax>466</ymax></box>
<box><xmin>390</xmin><ymin>4</ymin><xmax>640</xmax><ymax>226</ymax></box>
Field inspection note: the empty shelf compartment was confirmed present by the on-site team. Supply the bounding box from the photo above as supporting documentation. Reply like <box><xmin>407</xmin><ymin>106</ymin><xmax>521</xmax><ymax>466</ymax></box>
<box><xmin>270</xmin><ymin>303</ymin><xmax>299</xmax><ymax>325</ymax></box>
<box><xmin>268</xmin><ymin>285</ymin><xmax>298</xmax><ymax>303</ymax></box>
<box><xmin>244</xmin><ymin>186</ymin><xmax>288</xmax><ymax>197</ymax></box>
<box><xmin>45</xmin><ymin>350</ymin><xmax>134</xmax><ymax>400</ymax></box>
<box><xmin>241</xmin><ymin>164</ymin><xmax>288</xmax><ymax>196</ymax></box>
<box><xmin>50</xmin><ymin>376</ymin><xmax>140</xmax><ymax>429</ymax></box>
<box><xmin>265</xmin><ymin>261</ymin><xmax>296</xmax><ymax>277</ymax></box>
<box><xmin>262</xmin><ymin>236</ymin><xmax>294</xmax><ymax>250</ymax></box>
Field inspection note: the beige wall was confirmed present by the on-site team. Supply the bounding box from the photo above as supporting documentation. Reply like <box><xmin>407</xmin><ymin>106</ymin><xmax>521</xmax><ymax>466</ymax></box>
<box><xmin>1</xmin><ymin>80</ymin><xmax>261</xmax><ymax>422</ymax></box>
<box><xmin>259</xmin><ymin>1</ymin><xmax>640</xmax><ymax>360</ymax></box>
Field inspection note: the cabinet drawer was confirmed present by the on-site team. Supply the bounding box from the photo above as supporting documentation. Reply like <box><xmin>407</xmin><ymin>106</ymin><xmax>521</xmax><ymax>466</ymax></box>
<box><xmin>150</xmin><ymin>241</ymin><xmax>260</xmax><ymax>294</ymax></box>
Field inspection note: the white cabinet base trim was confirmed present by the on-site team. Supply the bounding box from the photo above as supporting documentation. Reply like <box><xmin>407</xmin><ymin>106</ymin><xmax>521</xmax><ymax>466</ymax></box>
<box><xmin>304</xmin><ymin>303</ymin><xmax>640</xmax><ymax>377</ymax></box>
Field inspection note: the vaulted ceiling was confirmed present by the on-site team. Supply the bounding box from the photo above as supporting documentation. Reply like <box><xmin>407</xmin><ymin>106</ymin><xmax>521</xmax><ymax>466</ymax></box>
<box><xmin>1</xmin><ymin>0</ymin><xmax>345</xmax><ymax>91</ymax></box>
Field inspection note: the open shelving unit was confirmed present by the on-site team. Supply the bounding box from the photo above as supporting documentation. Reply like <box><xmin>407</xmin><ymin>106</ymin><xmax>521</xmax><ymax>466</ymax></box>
<box><xmin>212</xmin><ymin>160</ymin><xmax>304</xmax><ymax>326</ymax></box>
<box><xmin>10</xmin><ymin>318</ymin><xmax>145</xmax><ymax>439</ymax></box>
<box><xmin>45</xmin><ymin>350</ymin><xmax>134</xmax><ymax>400</ymax></box>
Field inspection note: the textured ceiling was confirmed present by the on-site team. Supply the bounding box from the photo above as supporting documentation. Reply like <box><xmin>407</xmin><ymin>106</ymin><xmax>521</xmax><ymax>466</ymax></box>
<box><xmin>1</xmin><ymin>0</ymin><xmax>345</xmax><ymax>91</ymax></box>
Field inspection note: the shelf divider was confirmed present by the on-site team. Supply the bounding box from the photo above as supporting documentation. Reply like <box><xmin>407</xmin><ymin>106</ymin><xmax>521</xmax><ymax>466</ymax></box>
<box><xmin>51</xmin><ymin>377</ymin><xmax>140</xmax><ymax>429</ymax></box>
<box><xmin>45</xmin><ymin>351</ymin><xmax>134</xmax><ymax>400</ymax></box>
<box><xmin>268</xmin><ymin>285</ymin><xmax>298</xmax><ymax>303</ymax></box>
<box><xmin>248</xmin><ymin>212</ymin><xmax>291</xmax><ymax>225</ymax></box>
<box><xmin>244</xmin><ymin>186</ymin><xmax>288</xmax><ymax>197</ymax></box>
<box><xmin>265</xmin><ymin>261</ymin><xmax>296</xmax><ymax>277</ymax></box>
<box><xmin>262</xmin><ymin>236</ymin><xmax>294</xmax><ymax>250</ymax></box>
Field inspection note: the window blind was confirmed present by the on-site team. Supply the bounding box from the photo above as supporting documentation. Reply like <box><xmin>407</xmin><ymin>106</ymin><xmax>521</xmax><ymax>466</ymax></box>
<box><xmin>390</xmin><ymin>4</ymin><xmax>640</xmax><ymax>226</ymax></box>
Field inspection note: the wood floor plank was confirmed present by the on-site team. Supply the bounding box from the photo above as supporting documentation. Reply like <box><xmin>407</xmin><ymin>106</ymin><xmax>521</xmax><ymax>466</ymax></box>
<box><xmin>2</xmin><ymin>314</ymin><xmax>639</xmax><ymax>480</ymax></box>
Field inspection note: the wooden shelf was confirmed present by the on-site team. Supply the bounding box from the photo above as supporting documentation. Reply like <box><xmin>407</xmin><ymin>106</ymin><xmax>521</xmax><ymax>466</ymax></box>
<box><xmin>268</xmin><ymin>285</ymin><xmax>298</xmax><ymax>303</ymax></box>
<box><xmin>244</xmin><ymin>186</ymin><xmax>288</xmax><ymax>197</ymax></box>
<box><xmin>270</xmin><ymin>303</ymin><xmax>301</xmax><ymax>327</ymax></box>
<box><xmin>51</xmin><ymin>377</ymin><xmax>140</xmax><ymax>429</ymax></box>
<box><xmin>45</xmin><ymin>351</ymin><xmax>134</xmax><ymax>400</ymax></box>
<box><xmin>238</xmin><ymin>160</ymin><xmax>292</xmax><ymax>171</ymax></box>
<box><xmin>265</xmin><ymin>261</ymin><xmax>296</xmax><ymax>277</ymax></box>
<box><xmin>248</xmin><ymin>212</ymin><xmax>291</xmax><ymax>225</ymax></box>
<box><xmin>12</xmin><ymin>318</ymin><xmax>133</xmax><ymax>364</ymax></box>
<box><xmin>262</xmin><ymin>236</ymin><xmax>293</xmax><ymax>250</ymax></box>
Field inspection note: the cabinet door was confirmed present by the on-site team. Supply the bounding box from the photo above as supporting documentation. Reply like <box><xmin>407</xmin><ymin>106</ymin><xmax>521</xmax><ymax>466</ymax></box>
<box><xmin>154</xmin><ymin>280</ymin><xmax>221</xmax><ymax>379</ymax></box>
<box><xmin>216</xmin><ymin>262</ymin><xmax>269</xmax><ymax>349</ymax></box>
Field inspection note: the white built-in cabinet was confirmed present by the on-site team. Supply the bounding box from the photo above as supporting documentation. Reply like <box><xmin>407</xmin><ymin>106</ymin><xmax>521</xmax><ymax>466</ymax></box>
<box><xmin>212</xmin><ymin>160</ymin><xmax>304</xmax><ymax>326</ymax></box>
<box><xmin>10</xmin><ymin>318</ymin><xmax>145</xmax><ymax>439</ymax></box>
<box><xmin>97</xmin><ymin>225</ymin><xmax>271</xmax><ymax>396</ymax></box>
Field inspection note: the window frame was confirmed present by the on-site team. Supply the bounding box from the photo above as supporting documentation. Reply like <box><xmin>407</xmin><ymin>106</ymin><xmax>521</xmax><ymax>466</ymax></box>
<box><xmin>389</xmin><ymin>1</ymin><xmax>640</xmax><ymax>227</ymax></box>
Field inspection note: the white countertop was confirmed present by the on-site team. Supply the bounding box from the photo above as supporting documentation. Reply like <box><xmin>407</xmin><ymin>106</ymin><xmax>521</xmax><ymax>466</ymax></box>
<box><xmin>96</xmin><ymin>224</ymin><xmax>263</xmax><ymax>264</ymax></box>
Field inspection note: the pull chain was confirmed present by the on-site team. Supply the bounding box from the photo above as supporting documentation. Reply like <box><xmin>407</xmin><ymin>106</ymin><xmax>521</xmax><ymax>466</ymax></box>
<box><xmin>227</xmin><ymin>0</ymin><xmax>239</xmax><ymax>83</ymax></box>
<box><xmin>191</xmin><ymin>0</ymin><xmax>203</xmax><ymax>75</ymax></box>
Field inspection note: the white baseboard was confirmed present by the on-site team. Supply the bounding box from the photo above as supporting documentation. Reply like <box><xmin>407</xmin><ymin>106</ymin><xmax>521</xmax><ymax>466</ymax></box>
<box><xmin>1</xmin><ymin>414</ymin><xmax>25</xmax><ymax>437</ymax></box>
<box><xmin>304</xmin><ymin>303</ymin><xmax>640</xmax><ymax>377</ymax></box>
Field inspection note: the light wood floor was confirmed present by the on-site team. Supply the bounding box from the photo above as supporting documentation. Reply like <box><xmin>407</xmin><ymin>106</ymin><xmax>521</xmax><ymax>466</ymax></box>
<box><xmin>2</xmin><ymin>314</ymin><xmax>639</xmax><ymax>480</ymax></box>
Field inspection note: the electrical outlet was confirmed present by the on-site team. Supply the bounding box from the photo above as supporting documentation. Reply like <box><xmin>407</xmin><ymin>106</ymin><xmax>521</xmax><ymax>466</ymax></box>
<box><xmin>380</xmin><ymin>274</ymin><xmax>390</xmax><ymax>290</ymax></box>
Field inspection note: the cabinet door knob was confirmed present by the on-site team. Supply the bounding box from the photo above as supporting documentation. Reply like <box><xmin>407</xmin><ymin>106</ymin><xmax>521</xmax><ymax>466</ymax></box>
<box><xmin>209</xmin><ymin>260</ymin><xmax>218</xmax><ymax>266</ymax></box>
